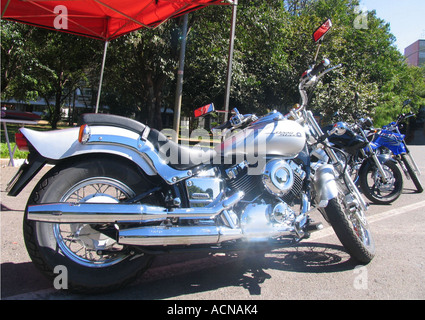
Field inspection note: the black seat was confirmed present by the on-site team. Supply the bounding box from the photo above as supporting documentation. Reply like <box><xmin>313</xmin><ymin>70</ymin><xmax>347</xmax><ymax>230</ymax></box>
<box><xmin>147</xmin><ymin>129</ymin><xmax>217</xmax><ymax>171</ymax></box>
<box><xmin>78</xmin><ymin>113</ymin><xmax>217</xmax><ymax>171</ymax></box>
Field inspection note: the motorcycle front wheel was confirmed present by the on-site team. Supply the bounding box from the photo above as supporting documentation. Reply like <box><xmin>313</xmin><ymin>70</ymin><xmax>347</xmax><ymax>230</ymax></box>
<box><xmin>401</xmin><ymin>154</ymin><xmax>423</xmax><ymax>193</ymax></box>
<box><xmin>23</xmin><ymin>155</ymin><xmax>157</xmax><ymax>294</ymax></box>
<box><xmin>359</xmin><ymin>159</ymin><xmax>403</xmax><ymax>204</ymax></box>
<box><xmin>324</xmin><ymin>184</ymin><xmax>375</xmax><ymax>264</ymax></box>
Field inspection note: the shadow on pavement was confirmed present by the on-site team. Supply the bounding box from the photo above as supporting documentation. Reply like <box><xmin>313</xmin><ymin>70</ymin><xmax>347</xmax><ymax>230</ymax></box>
<box><xmin>64</xmin><ymin>242</ymin><xmax>358</xmax><ymax>300</ymax></box>
<box><xmin>2</xmin><ymin>242</ymin><xmax>359</xmax><ymax>300</ymax></box>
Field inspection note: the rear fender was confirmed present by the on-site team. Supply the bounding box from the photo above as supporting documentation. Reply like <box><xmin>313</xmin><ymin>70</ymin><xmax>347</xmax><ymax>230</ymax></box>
<box><xmin>15</xmin><ymin>126</ymin><xmax>196</xmax><ymax>190</ymax></box>
<box><xmin>19</xmin><ymin>126</ymin><xmax>157</xmax><ymax>176</ymax></box>
<box><xmin>6</xmin><ymin>150</ymin><xmax>46</xmax><ymax>196</ymax></box>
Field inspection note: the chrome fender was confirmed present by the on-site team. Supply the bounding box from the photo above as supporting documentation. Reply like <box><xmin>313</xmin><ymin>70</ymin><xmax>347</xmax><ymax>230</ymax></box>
<box><xmin>312</xmin><ymin>164</ymin><xmax>339</xmax><ymax>207</ymax></box>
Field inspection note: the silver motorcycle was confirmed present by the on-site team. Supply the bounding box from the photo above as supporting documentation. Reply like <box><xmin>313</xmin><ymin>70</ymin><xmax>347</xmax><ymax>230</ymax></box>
<box><xmin>7</xmin><ymin>19</ymin><xmax>374</xmax><ymax>293</ymax></box>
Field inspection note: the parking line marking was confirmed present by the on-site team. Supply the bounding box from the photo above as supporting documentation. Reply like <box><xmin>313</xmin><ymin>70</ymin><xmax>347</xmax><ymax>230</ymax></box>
<box><xmin>309</xmin><ymin>199</ymin><xmax>425</xmax><ymax>241</ymax></box>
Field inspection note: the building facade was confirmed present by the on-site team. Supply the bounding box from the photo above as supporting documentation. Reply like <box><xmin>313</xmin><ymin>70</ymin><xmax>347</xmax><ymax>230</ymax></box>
<box><xmin>405</xmin><ymin>39</ymin><xmax>425</xmax><ymax>67</ymax></box>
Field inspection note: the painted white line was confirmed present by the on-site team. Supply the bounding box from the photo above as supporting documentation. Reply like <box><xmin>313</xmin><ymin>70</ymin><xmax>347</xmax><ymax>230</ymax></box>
<box><xmin>309</xmin><ymin>199</ymin><xmax>425</xmax><ymax>241</ymax></box>
<box><xmin>367</xmin><ymin>200</ymin><xmax>425</xmax><ymax>224</ymax></box>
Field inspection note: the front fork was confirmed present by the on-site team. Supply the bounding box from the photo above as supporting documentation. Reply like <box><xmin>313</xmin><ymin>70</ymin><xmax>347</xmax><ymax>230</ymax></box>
<box><xmin>404</xmin><ymin>146</ymin><xmax>421</xmax><ymax>176</ymax></box>
<box><xmin>361</xmin><ymin>148</ymin><xmax>389</xmax><ymax>183</ymax></box>
<box><xmin>305</xmin><ymin>110</ymin><xmax>368</xmax><ymax>212</ymax></box>
<box><xmin>331</xmin><ymin>154</ymin><xmax>369</xmax><ymax>212</ymax></box>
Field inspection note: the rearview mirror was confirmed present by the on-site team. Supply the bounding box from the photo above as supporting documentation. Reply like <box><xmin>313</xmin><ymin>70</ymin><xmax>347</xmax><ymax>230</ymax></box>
<box><xmin>313</xmin><ymin>19</ymin><xmax>332</xmax><ymax>43</ymax></box>
<box><xmin>194</xmin><ymin>103</ymin><xmax>215</xmax><ymax>118</ymax></box>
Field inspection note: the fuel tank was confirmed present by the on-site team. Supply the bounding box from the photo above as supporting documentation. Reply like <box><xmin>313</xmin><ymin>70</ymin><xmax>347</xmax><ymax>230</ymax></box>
<box><xmin>217</xmin><ymin>111</ymin><xmax>306</xmax><ymax>158</ymax></box>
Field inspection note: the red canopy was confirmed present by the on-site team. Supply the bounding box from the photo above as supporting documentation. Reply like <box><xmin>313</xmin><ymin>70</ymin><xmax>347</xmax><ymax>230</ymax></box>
<box><xmin>1</xmin><ymin>0</ymin><xmax>231</xmax><ymax>41</ymax></box>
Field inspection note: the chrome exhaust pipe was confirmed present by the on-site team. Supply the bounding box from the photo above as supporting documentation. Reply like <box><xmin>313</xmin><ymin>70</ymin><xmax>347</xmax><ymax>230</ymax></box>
<box><xmin>118</xmin><ymin>225</ymin><xmax>243</xmax><ymax>246</ymax></box>
<box><xmin>27</xmin><ymin>191</ymin><xmax>244</xmax><ymax>223</ymax></box>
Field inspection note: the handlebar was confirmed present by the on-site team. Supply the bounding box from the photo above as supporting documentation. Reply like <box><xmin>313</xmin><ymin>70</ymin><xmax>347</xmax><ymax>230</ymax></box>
<box><xmin>293</xmin><ymin>59</ymin><xmax>342</xmax><ymax>115</ymax></box>
<box><xmin>397</xmin><ymin>112</ymin><xmax>415</xmax><ymax>123</ymax></box>
<box><xmin>383</xmin><ymin>112</ymin><xmax>416</xmax><ymax>131</ymax></box>
<box><xmin>212</xmin><ymin>108</ymin><xmax>257</xmax><ymax>134</ymax></box>
<box><xmin>213</xmin><ymin>120</ymin><xmax>232</xmax><ymax>130</ymax></box>
<box><xmin>310</xmin><ymin>58</ymin><xmax>330</xmax><ymax>77</ymax></box>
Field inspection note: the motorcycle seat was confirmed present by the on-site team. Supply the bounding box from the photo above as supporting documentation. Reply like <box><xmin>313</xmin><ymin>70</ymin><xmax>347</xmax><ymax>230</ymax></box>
<box><xmin>147</xmin><ymin>129</ymin><xmax>217</xmax><ymax>171</ymax></box>
<box><xmin>78</xmin><ymin>113</ymin><xmax>217</xmax><ymax>171</ymax></box>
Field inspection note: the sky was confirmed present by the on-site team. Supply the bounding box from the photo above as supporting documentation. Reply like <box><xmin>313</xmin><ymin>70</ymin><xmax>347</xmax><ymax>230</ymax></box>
<box><xmin>360</xmin><ymin>0</ymin><xmax>425</xmax><ymax>53</ymax></box>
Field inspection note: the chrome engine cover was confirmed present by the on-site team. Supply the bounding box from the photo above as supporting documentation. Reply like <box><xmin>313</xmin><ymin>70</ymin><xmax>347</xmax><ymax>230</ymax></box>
<box><xmin>262</xmin><ymin>159</ymin><xmax>294</xmax><ymax>197</ymax></box>
<box><xmin>240</xmin><ymin>201</ymin><xmax>297</xmax><ymax>240</ymax></box>
<box><xmin>262</xmin><ymin>159</ymin><xmax>307</xmax><ymax>199</ymax></box>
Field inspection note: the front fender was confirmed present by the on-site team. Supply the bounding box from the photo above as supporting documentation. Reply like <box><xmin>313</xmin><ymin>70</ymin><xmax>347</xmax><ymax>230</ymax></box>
<box><xmin>313</xmin><ymin>164</ymin><xmax>339</xmax><ymax>208</ymax></box>
<box><xmin>358</xmin><ymin>153</ymin><xmax>396</xmax><ymax>177</ymax></box>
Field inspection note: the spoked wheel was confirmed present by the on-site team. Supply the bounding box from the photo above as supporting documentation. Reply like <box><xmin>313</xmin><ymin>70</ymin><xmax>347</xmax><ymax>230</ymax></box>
<box><xmin>53</xmin><ymin>177</ymin><xmax>135</xmax><ymax>268</ymax></box>
<box><xmin>359</xmin><ymin>160</ymin><xmax>403</xmax><ymax>204</ymax></box>
<box><xmin>23</xmin><ymin>156</ymin><xmax>157</xmax><ymax>294</ymax></box>
<box><xmin>324</xmin><ymin>182</ymin><xmax>375</xmax><ymax>264</ymax></box>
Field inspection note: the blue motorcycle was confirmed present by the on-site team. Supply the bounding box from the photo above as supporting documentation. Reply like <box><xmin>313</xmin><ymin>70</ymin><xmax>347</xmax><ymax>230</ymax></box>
<box><xmin>372</xmin><ymin>99</ymin><xmax>423</xmax><ymax>193</ymax></box>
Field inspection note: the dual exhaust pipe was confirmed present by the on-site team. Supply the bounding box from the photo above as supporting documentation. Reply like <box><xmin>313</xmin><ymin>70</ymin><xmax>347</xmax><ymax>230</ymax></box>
<box><xmin>27</xmin><ymin>192</ymin><xmax>245</xmax><ymax>246</ymax></box>
<box><xmin>27</xmin><ymin>191</ymin><xmax>245</xmax><ymax>224</ymax></box>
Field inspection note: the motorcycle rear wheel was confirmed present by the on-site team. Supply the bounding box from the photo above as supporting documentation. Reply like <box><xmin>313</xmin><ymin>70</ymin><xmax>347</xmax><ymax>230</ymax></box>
<box><xmin>23</xmin><ymin>155</ymin><xmax>156</xmax><ymax>294</ymax></box>
<box><xmin>324</xmin><ymin>187</ymin><xmax>375</xmax><ymax>264</ymax></box>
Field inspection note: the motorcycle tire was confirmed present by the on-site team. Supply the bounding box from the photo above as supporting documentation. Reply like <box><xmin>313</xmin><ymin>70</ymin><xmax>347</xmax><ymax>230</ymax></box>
<box><xmin>23</xmin><ymin>155</ymin><xmax>156</xmax><ymax>294</ymax></box>
<box><xmin>324</xmin><ymin>191</ymin><xmax>375</xmax><ymax>264</ymax></box>
<box><xmin>401</xmin><ymin>154</ymin><xmax>423</xmax><ymax>193</ymax></box>
<box><xmin>359</xmin><ymin>159</ymin><xmax>403</xmax><ymax>205</ymax></box>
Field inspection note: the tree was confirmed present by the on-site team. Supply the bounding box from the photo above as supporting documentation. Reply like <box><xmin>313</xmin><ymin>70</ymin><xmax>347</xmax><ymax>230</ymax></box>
<box><xmin>1</xmin><ymin>22</ymin><xmax>39</xmax><ymax>102</ymax></box>
<box><xmin>1</xmin><ymin>21</ymin><xmax>101</xmax><ymax>128</ymax></box>
<box><xmin>101</xmin><ymin>19</ymin><xmax>182</xmax><ymax>130</ymax></box>
<box><xmin>3</xmin><ymin>0</ymin><xmax>424</xmax><ymax>131</ymax></box>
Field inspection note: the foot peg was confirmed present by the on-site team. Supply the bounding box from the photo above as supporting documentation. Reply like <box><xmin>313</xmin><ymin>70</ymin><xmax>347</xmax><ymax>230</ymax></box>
<box><xmin>306</xmin><ymin>221</ymin><xmax>324</xmax><ymax>232</ymax></box>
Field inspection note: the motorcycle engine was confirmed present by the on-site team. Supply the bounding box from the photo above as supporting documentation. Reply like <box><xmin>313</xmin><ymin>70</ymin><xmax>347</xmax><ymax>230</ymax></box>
<box><xmin>261</xmin><ymin>159</ymin><xmax>306</xmax><ymax>204</ymax></box>
<box><xmin>224</xmin><ymin>159</ymin><xmax>306</xmax><ymax>204</ymax></box>
<box><xmin>224</xmin><ymin>159</ymin><xmax>306</xmax><ymax>236</ymax></box>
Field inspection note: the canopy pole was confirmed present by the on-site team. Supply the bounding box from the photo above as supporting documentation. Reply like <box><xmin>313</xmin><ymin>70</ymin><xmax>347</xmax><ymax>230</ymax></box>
<box><xmin>95</xmin><ymin>40</ymin><xmax>109</xmax><ymax>113</ymax></box>
<box><xmin>223</xmin><ymin>0</ymin><xmax>237</xmax><ymax>122</ymax></box>
<box><xmin>172</xmin><ymin>14</ymin><xmax>189</xmax><ymax>143</ymax></box>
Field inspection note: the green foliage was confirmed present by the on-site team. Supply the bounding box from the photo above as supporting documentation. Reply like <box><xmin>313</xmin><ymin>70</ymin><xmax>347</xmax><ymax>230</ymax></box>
<box><xmin>1</xmin><ymin>21</ymin><xmax>102</xmax><ymax>128</ymax></box>
<box><xmin>1</xmin><ymin>22</ymin><xmax>39</xmax><ymax>102</ymax></box>
<box><xmin>0</xmin><ymin>142</ymin><xmax>28</xmax><ymax>159</ymax></box>
<box><xmin>101</xmin><ymin>20</ymin><xmax>180</xmax><ymax>129</ymax></box>
<box><xmin>2</xmin><ymin>0</ymin><xmax>425</xmax><ymax>130</ymax></box>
